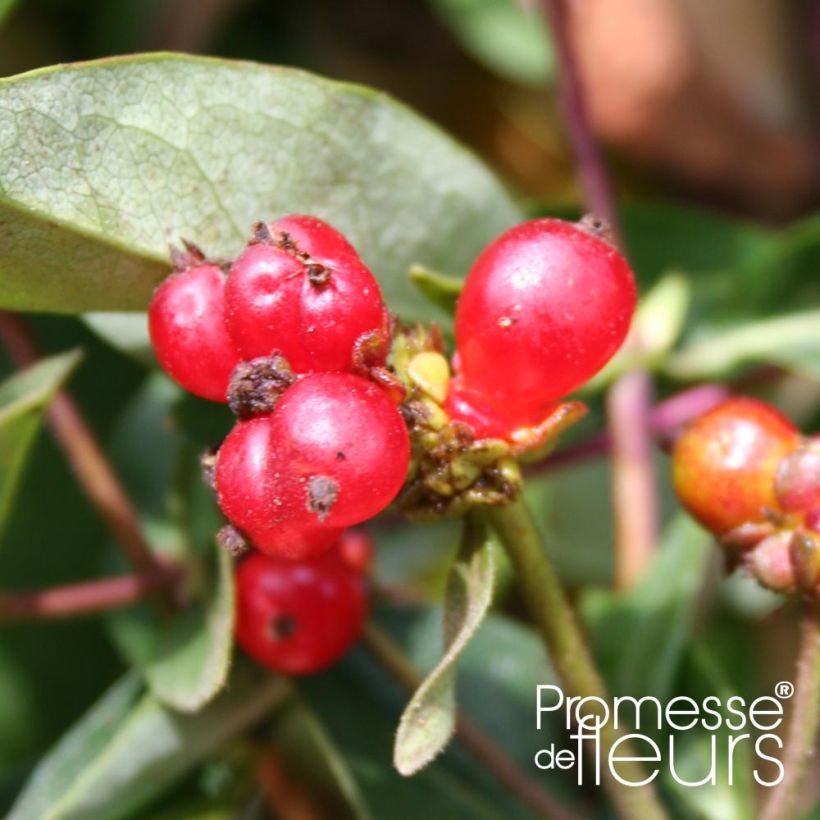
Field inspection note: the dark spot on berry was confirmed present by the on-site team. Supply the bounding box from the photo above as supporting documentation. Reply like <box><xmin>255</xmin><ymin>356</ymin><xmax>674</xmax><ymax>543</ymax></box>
<box><xmin>336</xmin><ymin>451</ymin><xmax>346</xmax><ymax>461</ymax></box>
<box><xmin>251</xmin><ymin>221</ymin><xmax>274</xmax><ymax>245</ymax></box>
<box><xmin>307</xmin><ymin>475</ymin><xmax>339</xmax><ymax>522</ymax></box>
<box><xmin>228</xmin><ymin>354</ymin><xmax>296</xmax><ymax>419</ymax></box>
<box><xmin>306</xmin><ymin>262</ymin><xmax>331</xmax><ymax>287</ymax></box>
<box><xmin>267</xmin><ymin>613</ymin><xmax>297</xmax><ymax>641</ymax></box>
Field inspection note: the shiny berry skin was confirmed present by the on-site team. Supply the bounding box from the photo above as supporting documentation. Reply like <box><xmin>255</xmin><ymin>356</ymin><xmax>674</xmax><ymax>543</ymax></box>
<box><xmin>215</xmin><ymin>416</ymin><xmax>342</xmax><ymax>559</ymax></box>
<box><xmin>271</xmin><ymin>372</ymin><xmax>410</xmax><ymax>528</ymax></box>
<box><xmin>224</xmin><ymin>215</ymin><xmax>388</xmax><ymax>373</ymax></box>
<box><xmin>148</xmin><ymin>264</ymin><xmax>240</xmax><ymax>402</ymax></box>
<box><xmin>454</xmin><ymin>219</ymin><xmax>636</xmax><ymax>418</ymax></box>
<box><xmin>672</xmin><ymin>397</ymin><xmax>799</xmax><ymax>535</ymax></box>
<box><xmin>235</xmin><ymin>549</ymin><xmax>368</xmax><ymax>675</ymax></box>
<box><xmin>445</xmin><ymin>375</ymin><xmax>556</xmax><ymax>439</ymax></box>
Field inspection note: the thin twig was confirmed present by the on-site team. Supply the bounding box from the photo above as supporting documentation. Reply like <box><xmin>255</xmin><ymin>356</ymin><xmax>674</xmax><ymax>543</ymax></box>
<box><xmin>488</xmin><ymin>499</ymin><xmax>667</xmax><ymax>820</ymax></box>
<box><xmin>607</xmin><ymin>370</ymin><xmax>657</xmax><ymax>589</ymax></box>
<box><xmin>362</xmin><ymin>622</ymin><xmax>577</xmax><ymax>820</ymax></box>
<box><xmin>539</xmin><ymin>0</ymin><xmax>622</xmax><ymax>243</ymax></box>
<box><xmin>539</xmin><ymin>0</ymin><xmax>657</xmax><ymax>588</ymax></box>
<box><xmin>529</xmin><ymin>382</ymin><xmax>730</xmax><ymax>475</ymax></box>
<box><xmin>761</xmin><ymin>602</ymin><xmax>820</xmax><ymax>820</ymax></box>
<box><xmin>0</xmin><ymin>565</ymin><xmax>181</xmax><ymax>622</ymax></box>
<box><xmin>0</xmin><ymin>311</ymin><xmax>175</xmax><ymax>610</ymax></box>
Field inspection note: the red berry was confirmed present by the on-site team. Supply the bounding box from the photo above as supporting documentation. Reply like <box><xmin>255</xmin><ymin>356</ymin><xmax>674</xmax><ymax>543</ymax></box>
<box><xmin>445</xmin><ymin>375</ymin><xmax>556</xmax><ymax>439</ymax></box>
<box><xmin>337</xmin><ymin>529</ymin><xmax>375</xmax><ymax>573</ymax></box>
<box><xmin>271</xmin><ymin>372</ymin><xmax>410</xmax><ymax>527</ymax></box>
<box><xmin>148</xmin><ymin>264</ymin><xmax>240</xmax><ymax>402</ymax></box>
<box><xmin>235</xmin><ymin>549</ymin><xmax>368</xmax><ymax>675</ymax></box>
<box><xmin>672</xmin><ymin>397</ymin><xmax>799</xmax><ymax>535</ymax></box>
<box><xmin>224</xmin><ymin>215</ymin><xmax>388</xmax><ymax>373</ymax></box>
<box><xmin>806</xmin><ymin>506</ymin><xmax>820</xmax><ymax>534</ymax></box>
<box><xmin>215</xmin><ymin>416</ymin><xmax>342</xmax><ymax>559</ymax></box>
<box><xmin>453</xmin><ymin>218</ymin><xmax>636</xmax><ymax>420</ymax></box>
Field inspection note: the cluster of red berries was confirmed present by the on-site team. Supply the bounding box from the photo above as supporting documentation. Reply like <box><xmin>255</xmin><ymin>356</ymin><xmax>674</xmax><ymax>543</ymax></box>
<box><xmin>149</xmin><ymin>215</ymin><xmax>411</xmax><ymax>673</ymax></box>
<box><xmin>672</xmin><ymin>397</ymin><xmax>820</xmax><ymax>594</ymax></box>
<box><xmin>446</xmin><ymin>218</ymin><xmax>637</xmax><ymax>439</ymax></box>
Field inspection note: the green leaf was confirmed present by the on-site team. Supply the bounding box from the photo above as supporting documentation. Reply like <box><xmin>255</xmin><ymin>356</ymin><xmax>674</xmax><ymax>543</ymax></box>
<box><xmin>0</xmin><ymin>349</ymin><xmax>81</xmax><ymax>539</ymax></box>
<box><xmin>664</xmin><ymin>643</ymin><xmax>756</xmax><ymax>820</ymax></box>
<box><xmin>0</xmin><ymin>54</ymin><xmax>520</xmax><ymax>318</ymax></box>
<box><xmin>430</xmin><ymin>0</ymin><xmax>553</xmax><ymax>86</ymax></box>
<box><xmin>408</xmin><ymin>265</ymin><xmax>463</xmax><ymax>315</ymax></box>
<box><xmin>583</xmin><ymin>514</ymin><xmax>712</xmax><ymax>700</ymax></box>
<box><xmin>0</xmin><ymin>0</ymin><xmax>20</xmax><ymax>27</ymax></box>
<box><xmin>142</xmin><ymin>548</ymin><xmax>235</xmax><ymax>712</ymax></box>
<box><xmin>394</xmin><ymin>515</ymin><xmax>495</xmax><ymax>775</ymax></box>
<box><xmin>665</xmin><ymin>308</ymin><xmax>820</xmax><ymax>382</ymax></box>
<box><xmin>82</xmin><ymin>313</ymin><xmax>153</xmax><ymax>364</ymax></box>
<box><xmin>300</xmin><ymin>648</ymin><xmax>518</xmax><ymax>820</ymax></box>
<box><xmin>9</xmin><ymin>661</ymin><xmax>285</xmax><ymax>820</ymax></box>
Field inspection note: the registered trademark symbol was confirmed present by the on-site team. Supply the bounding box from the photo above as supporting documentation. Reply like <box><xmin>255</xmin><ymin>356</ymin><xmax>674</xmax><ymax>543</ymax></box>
<box><xmin>775</xmin><ymin>681</ymin><xmax>795</xmax><ymax>699</ymax></box>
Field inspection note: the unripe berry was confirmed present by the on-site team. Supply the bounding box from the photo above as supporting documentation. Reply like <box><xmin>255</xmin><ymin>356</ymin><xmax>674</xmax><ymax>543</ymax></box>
<box><xmin>775</xmin><ymin>437</ymin><xmax>820</xmax><ymax>515</ymax></box>
<box><xmin>215</xmin><ymin>416</ymin><xmax>342</xmax><ymax>559</ymax></box>
<box><xmin>235</xmin><ymin>549</ymin><xmax>368</xmax><ymax>675</ymax></box>
<box><xmin>224</xmin><ymin>215</ymin><xmax>388</xmax><ymax>374</ymax></box>
<box><xmin>748</xmin><ymin>531</ymin><xmax>796</xmax><ymax>593</ymax></box>
<box><xmin>148</xmin><ymin>264</ymin><xmax>239</xmax><ymax>402</ymax></box>
<box><xmin>672</xmin><ymin>397</ymin><xmax>799</xmax><ymax>535</ymax></box>
<box><xmin>453</xmin><ymin>218</ymin><xmax>636</xmax><ymax>427</ymax></box>
<box><xmin>271</xmin><ymin>372</ymin><xmax>410</xmax><ymax>527</ymax></box>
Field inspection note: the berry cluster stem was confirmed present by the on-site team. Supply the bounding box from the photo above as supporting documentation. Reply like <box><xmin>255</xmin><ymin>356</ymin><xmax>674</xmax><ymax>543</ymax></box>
<box><xmin>362</xmin><ymin>622</ymin><xmax>574</xmax><ymax>820</ymax></box>
<box><xmin>0</xmin><ymin>311</ymin><xmax>175</xmax><ymax>612</ymax></box>
<box><xmin>487</xmin><ymin>498</ymin><xmax>667</xmax><ymax>820</ymax></box>
<box><xmin>761</xmin><ymin>603</ymin><xmax>820</xmax><ymax>820</ymax></box>
<box><xmin>0</xmin><ymin>565</ymin><xmax>181</xmax><ymax>622</ymax></box>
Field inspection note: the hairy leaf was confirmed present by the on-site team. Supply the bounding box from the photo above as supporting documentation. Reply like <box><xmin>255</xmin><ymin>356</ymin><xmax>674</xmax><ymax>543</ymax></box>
<box><xmin>9</xmin><ymin>662</ymin><xmax>284</xmax><ymax>820</ymax></box>
<box><xmin>0</xmin><ymin>54</ymin><xmax>519</xmax><ymax>318</ymax></box>
<box><xmin>394</xmin><ymin>514</ymin><xmax>495</xmax><ymax>775</ymax></box>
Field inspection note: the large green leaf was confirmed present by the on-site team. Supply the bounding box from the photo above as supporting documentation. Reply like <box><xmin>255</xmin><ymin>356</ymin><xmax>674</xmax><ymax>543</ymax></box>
<box><xmin>0</xmin><ymin>349</ymin><xmax>81</xmax><ymax>539</ymax></box>
<box><xmin>394</xmin><ymin>515</ymin><xmax>495</xmax><ymax>775</ymax></box>
<box><xmin>0</xmin><ymin>53</ymin><xmax>520</xmax><ymax>319</ymax></box>
<box><xmin>9</xmin><ymin>661</ymin><xmax>284</xmax><ymax>820</ymax></box>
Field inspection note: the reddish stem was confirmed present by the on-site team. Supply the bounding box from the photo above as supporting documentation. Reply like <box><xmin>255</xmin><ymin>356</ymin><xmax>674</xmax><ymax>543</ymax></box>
<box><xmin>0</xmin><ymin>565</ymin><xmax>181</xmax><ymax>622</ymax></box>
<box><xmin>530</xmin><ymin>383</ymin><xmax>730</xmax><ymax>474</ymax></box>
<box><xmin>540</xmin><ymin>0</ymin><xmax>623</xmax><ymax>244</ymax></box>
<box><xmin>0</xmin><ymin>311</ymin><xmax>175</xmax><ymax>610</ymax></box>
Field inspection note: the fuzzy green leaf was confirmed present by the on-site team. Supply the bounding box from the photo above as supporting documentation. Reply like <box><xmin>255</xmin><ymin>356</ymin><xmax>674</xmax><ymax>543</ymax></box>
<box><xmin>393</xmin><ymin>514</ymin><xmax>495</xmax><ymax>775</ymax></box>
<box><xmin>9</xmin><ymin>662</ymin><xmax>284</xmax><ymax>820</ymax></box>
<box><xmin>0</xmin><ymin>349</ymin><xmax>81</xmax><ymax>539</ymax></box>
<box><xmin>0</xmin><ymin>54</ymin><xmax>519</xmax><ymax>318</ymax></box>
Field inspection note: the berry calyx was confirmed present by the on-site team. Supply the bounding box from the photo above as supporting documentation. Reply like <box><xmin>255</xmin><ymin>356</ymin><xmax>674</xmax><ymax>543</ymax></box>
<box><xmin>224</xmin><ymin>215</ymin><xmax>389</xmax><ymax>374</ymax></box>
<box><xmin>453</xmin><ymin>218</ymin><xmax>636</xmax><ymax>425</ymax></box>
<box><xmin>672</xmin><ymin>397</ymin><xmax>799</xmax><ymax>535</ymax></box>
<box><xmin>215</xmin><ymin>415</ymin><xmax>342</xmax><ymax>560</ymax></box>
<box><xmin>235</xmin><ymin>548</ymin><xmax>368</xmax><ymax>675</ymax></box>
<box><xmin>271</xmin><ymin>372</ymin><xmax>411</xmax><ymax>527</ymax></box>
<box><xmin>148</xmin><ymin>262</ymin><xmax>240</xmax><ymax>402</ymax></box>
